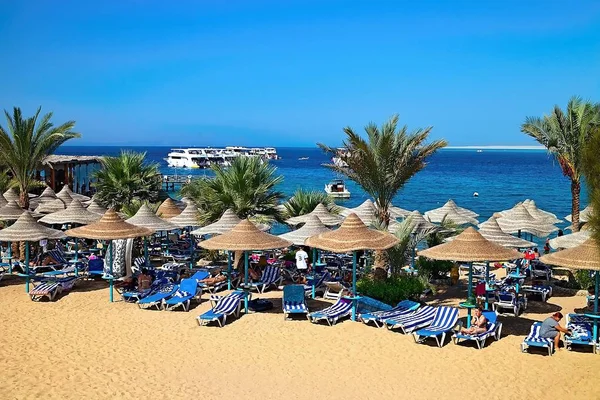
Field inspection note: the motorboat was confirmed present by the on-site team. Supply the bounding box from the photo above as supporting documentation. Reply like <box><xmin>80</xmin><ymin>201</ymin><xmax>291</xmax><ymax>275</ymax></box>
<box><xmin>324</xmin><ymin>179</ymin><xmax>350</xmax><ymax>198</ymax></box>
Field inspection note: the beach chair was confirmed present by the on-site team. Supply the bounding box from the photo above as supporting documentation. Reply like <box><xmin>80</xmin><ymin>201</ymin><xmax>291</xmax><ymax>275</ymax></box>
<box><xmin>249</xmin><ymin>265</ymin><xmax>283</xmax><ymax>293</ymax></box>
<box><xmin>323</xmin><ymin>281</ymin><xmax>347</xmax><ymax>300</ymax></box>
<box><xmin>384</xmin><ymin>305</ymin><xmax>437</xmax><ymax>333</ymax></box>
<box><xmin>196</xmin><ymin>291</ymin><xmax>248</xmax><ymax>327</ymax></box>
<box><xmin>137</xmin><ymin>283</ymin><xmax>178</xmax><ymax>310</ymax></box>
<box><xmin>413</xmin><ymin>306</ymin><xmax>460</xmax><ymax>347</ymax></box>
<box><xmin>521</xmin><ymin>322</ymin><xmax>554</xmax><ymax>356</ymax></box>
<box><xmin>452</xmin><ymin>310</ymin><xmax>502</xmax><ymax>349</ymax></box>
<box><xmin>493</xmin><ymin>291</ymin><xmax>526</xmax><ymax>316</ymax></box>
<box><xmin>565</xmin><ymin>314</ymin><xmax>597</xmax><ymax>354</ymax></box>
<box><xmin>521</xmin><ymin>284</ymin><xmax>552</xmax><ymax>302</ymax></box>
<box><xmin>88</xmin><ymin>258</ymin><xmax>105</xmax><ymax>276</ymax></box>
<box><xmin>120</xmin><ymin>278</ymin><xmax>168</xmax><ymax>302</ymax></box>
<box><xmin>303</xmin><ymin>271</ymin><xmax>331</xmax><ymax>297</ymax></box>
<box><xmin>132</xmin><ymin>256</ymin><xmax>147</xmax><ymax>274</ymax></box>
<box><xmin>308</xmin><ymin>297</ymin><xmax>353</xmax><ymax>326</ymax></box>
<box><xmin>29</xmin><ymin>281</ymin><xmax>62</xmax><ymax>301</ymax></box>
<box><xmin>359</xmin><ymin>300</ymin><xmax>420</xmax><ymax>328</ymax></box>
<box><xmin>163</xmin><ymin>278</ymin><xmax>202</xmax><ymax>312</ymax></box>
<box><xmin>282</xmin><ymin>284</ymin><xmax>309</xmax><ymax>320</ymax></box>
<box><xmin>190</xmin><ymin>270</ymin><xmax>210</xmax><ymax>282</ymax></box>
<box><xmin>530</xmin><ymin>261</ymin><xmax>551</xmax><ymax>281</ymax></box>
<box><xmin>39</xmin><ymin>264</ymin><xmax>77</xmax><ymax>278</ymax></box>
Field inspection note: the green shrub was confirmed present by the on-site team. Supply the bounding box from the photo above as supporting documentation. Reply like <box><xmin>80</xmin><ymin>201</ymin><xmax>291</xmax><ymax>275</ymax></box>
<box><xmin>357</xmin><ymin>275</ymin><xmax>425</xmax><ymax>305</ymax></box>
<box><xmin>574</xmin><ymin>270</ymin><xmax>595</xmax><ymax>290</ymax></box>
<box><xmin>416</xmin><ymin>258</ymin><xmax>454</xmax><ymax>279</ymax></box>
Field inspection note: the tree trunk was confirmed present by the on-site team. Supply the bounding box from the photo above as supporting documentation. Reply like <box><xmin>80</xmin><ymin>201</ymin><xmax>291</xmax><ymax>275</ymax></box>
<box><xmin>372</xmin><ymin>203</ymin><xmax>390</xmax><ymax>278</ymax></box>
<box><xmin>19</xmin><ymin>186</ymin><xmax>29</xmax><ymax>210</ymax></box>
<box><xmin>11</xmin><ymin>242</ymin><xmax>20</xmax><ymax>260</ymax></box>
<box><xmin>571</xmin><ymin>180</ymin><xmax>581</xmax><ymax>232</ymax></box>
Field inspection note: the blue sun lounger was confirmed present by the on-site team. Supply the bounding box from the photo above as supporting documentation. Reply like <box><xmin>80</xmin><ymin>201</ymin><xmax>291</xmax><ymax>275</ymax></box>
<box><xmin>308</xmin><ymin>297</ymin><xmax>353</xmax><ymax>326</ymax></box>
<box><xmin>29</xmin><ymin>276</ymin><xmax>79</xmax><ymax>301</ymax></box>
<box><xmin>121</xmin><ymin>278</ymin><xmax>169</xmax><ymax>302</ymax></box>
<box><xmin>413</xmin><ymin>306</ymin><xmax>460</xmax><ymax>347</ymax></box>
<box><xmin>359</xmin><ymin>300</ymin><xmax>420</xmax><ymax>328</ymax></box>
<box><xmin>453</xmin><ymin>311</ymin><xmax>502</xmax><ymax>349</ymax></box>
<box><xmin>137</xmin><ymin>284</ymin><xmax>178</xmax><ymax>310</ymax></box>
<box><xmin>303</xmin><ymin>271</ymin><xmax>331</xmax><ymax>297</ymax></box>
<box><xmin>250</xmin><ymin>265</ymin><xmax>283</xmax><ymax>293</ymax></box>
<box><xmin>565</xmin><ymin>314</ymin><xmax>597</xmax><ymax>354</ymax></box>
<box><xmin>521</xmin><ymin>284</ymin><xmax>552</xmax><ymax>302</ymax></box>
<box><xmin>384</xmin><ymin>305</ymin><xmax>436</xmax><ymax>333</ymax></box>
<box><xmin>521</xmin><ymin>322</ymin><xmax>554</xmax><ymax>356</ymax></box>
<box><xmin>197</xmin><ymin>290</ymin><xmax>248</xmax><ymax>327</ymax></box>
<box><xmin>163</xmin><ymin>278</ymin><xmax>202</xmax><ymax>312</ymax></box>
<box><xmin>282</xmin><ymin>284</ymin><xmax>309</xmax><ymax>320</ymax></box>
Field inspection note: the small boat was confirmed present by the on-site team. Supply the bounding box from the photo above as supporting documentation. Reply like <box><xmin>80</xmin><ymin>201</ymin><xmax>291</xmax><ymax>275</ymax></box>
<box><xmin>325</xmin><ymin>179</ymin><xmax>351</xmax><ymax>199</ymax></box>
<box><xmin>476</xmin><ymin>149</ymin><xmax>483</xmax><ymax>153</ymax></box>
<box><xmin>298</xmin><ymin>157</ymin><xmax>309</xmax><ymax>161</ymax></box>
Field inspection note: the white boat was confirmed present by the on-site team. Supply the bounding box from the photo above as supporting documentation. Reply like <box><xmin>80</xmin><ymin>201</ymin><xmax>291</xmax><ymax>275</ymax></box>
<box><xmin>325</xmin><ymin>179</ymin><xmax>351</xmax><ymax>198</ymax></box>
<box><xmin>332</xmin><ymin>147</ymin><xmax>349</xmax><ymax>167</ymax></box>
<box><xmin>298</xmin><ymin>157</ymin><xmax>309</xmax><ymax>161</ymax></box>
<box><xmin>166</xmin><ymin>146</ymin><xmax>279</xmax><ymax>168</ymax></box>
<box><xmin>164</xmin><ymin>149</ymin><xmax>209</xmax><ymax>169</ymax></box>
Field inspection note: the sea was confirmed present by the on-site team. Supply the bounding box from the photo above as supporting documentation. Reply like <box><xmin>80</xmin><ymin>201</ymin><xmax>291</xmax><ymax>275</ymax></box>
<box><xmin>57</xmin><ymin>146</ymin><xmax>586</xmax><ymax>241</ymax></box>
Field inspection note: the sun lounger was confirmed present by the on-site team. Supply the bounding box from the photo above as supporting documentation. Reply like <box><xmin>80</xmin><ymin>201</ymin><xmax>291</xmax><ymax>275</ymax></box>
<box><xmin>40</xmin><ymin>264</ymin><xmax>77</xmax><ymax>278</ymax></box>
<box><xmin>250</xmin><ymin>265</ymin><xmax>283</xmax><ymax>293</ymax></box>
<box><xmin>412</xmin><ymin>306</ymin><xmax>459</xmax><ymax>347</ymax></box>
<box><xmin>493</xmin><ymin>291</ymin><xmax>527</xmax><ymax>316</ymax></box>
<box><xmin>384</xmin><ymin>305</ymin><xmax>436</xmax><ymax>333</ymax></box>
<box><xmin>565</xmin><ymin>314</ymin><xmax>597</xmax><ymax>354</ymax></box>
<box><xmin>282</xmin><ymin>284</ymin><xmax>309</xmax><ymax>320</ymax></box>
<box><xmin>529</xmin><ymin>261</ymin><xmax>551</xmax><ymax>280</ymax></box>
<box><xmin>308</xmin><ymin>298</ymin><xmax>353</xmax><ymax>326</ymax></box>
<box><xmin>163</xmin><ymin>278</ymin><xmax>202</xmax><ymax>311</ymax></box>
<box><xmin>323</xmin><ymin>281</ymin><xmax>347</xmax><ymax>300</ymax></box>
<box><xmin>521</xmin><ymin>322</ymin><xmax>554</xmax><ymax>356</ymax></box>
<box><xmin>359</xmin><ymin>300</ymin><xmax>420</xmax><ymax>328</ymax></box>
<box><xmin>452</xmin><ymin>310</ymin><xmax>502</xmax><ymax>349</ymax></box>
<box><xmin>120</xmin><ymin>278</ymin><xmax>168</xmax><ymax>302</ymax></box>
<box><xmin>303</xmin><ymin>271</ymin><xmax>331</xmax><ymax>297</ymax></box>
<box><xmin>521</xmin><ymin>284</ymin><xmax>552</xmax><ymax>302</ymax></box>
<box><xmin>29</xmin><ymin>276</ymin><xmax>79</xmax><ymax>302</ymax></box>
<box><xmin>137</xmin><ymin>284</ymin><xmax>178</xmax><ymax>310</ymax></box>
<box><xmin>197</xmin><ymin>290</ymin><xmax>248</xmax><ymax>327</ymax></box>
<box><xmin>190</xmin><ymin>270</ymin><xmax>210</xmax><ymax>282</ymax></box>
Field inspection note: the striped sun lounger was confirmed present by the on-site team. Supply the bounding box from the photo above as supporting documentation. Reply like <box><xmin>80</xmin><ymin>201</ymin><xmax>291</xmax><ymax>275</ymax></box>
<box><xmin>453</xmin><ymin>311</ymin><xmax>502</xmax><ymax>349</ymax></box>
<box><xmin>565</xmin><ymin>314</ymin><xmax>597</xmax><ymax>354</ymax></box>
<box><xmin>521</xmin><ymin>322</ymin><xmax>555</xmax><ymax>356</ymax></box>
<box><xmin>384</xmin><ymin>305</ymin><xmax>436</xmax><ymax>333</ymax></box>
<box><xmin>137</xmin><ymin>284</ymin><xmax>178</xmax><ymax>310</ymax></box>
<box><xmin>197</xmin><ymin>291</ymin><xmax>247</xmax><ymax>327</ymax></box>
<box><xmin>308</xmin><ymin>298</ymin><xmax>353</xmax><ymax>326</ymax></box>
<box><xmin>29</xmin><ymin>282</ymin><xmax>62</xmax><ymax>301</ymax></box>
<box><xmin>413</xmin><ymin>306</ymin><xmax>460</xmax><ymax>347</ymax></box>
<box><xmin>521</xmin><ymin>285</ymin><xmax>552</xmax><ymax>302</ymax></box>
<box><xmin>282</xmin><ymin>284</ymin><xmax>309</xmax><ymax>320</ymax></box>
<box><xmin>250</xmin><ymin>265</ymin><xmax>283</xmax><ymax>293</ymax></box>
<box><xmin>359</xmin><ymin>300</ymin><xmax>420</xmax><ymax>328</ymax></box>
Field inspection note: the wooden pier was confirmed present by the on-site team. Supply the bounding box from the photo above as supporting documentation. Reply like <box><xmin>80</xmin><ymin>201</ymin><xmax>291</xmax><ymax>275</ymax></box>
<box><xmin>162</xmin><ymin>174</ymin><xmax>200</xmax><ymax>192</ymax></box>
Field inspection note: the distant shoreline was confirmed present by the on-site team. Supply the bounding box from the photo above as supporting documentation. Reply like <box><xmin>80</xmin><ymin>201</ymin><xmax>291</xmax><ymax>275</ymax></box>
<box><xmin>446</xmin><ymin>145</ymin><xmax>545</xmax><ymax>150</ymax></box>
<box><xmin>60</xmin><ymin>144</ymin><xmax>547</xmax><ymax>150</ymax></box>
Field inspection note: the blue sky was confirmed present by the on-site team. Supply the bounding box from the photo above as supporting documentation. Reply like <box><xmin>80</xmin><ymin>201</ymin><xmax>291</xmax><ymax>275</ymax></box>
<box><xmin>1</xmin><ymin>1</ymin><xmax>599</xmax><ymax>147</ymax></box>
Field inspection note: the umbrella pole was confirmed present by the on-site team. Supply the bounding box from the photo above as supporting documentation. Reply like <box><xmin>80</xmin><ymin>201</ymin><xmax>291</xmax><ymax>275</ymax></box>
<box><xmin>227</xmin><ymin>251</ymin><xmax>232</xmax><ymax>290</ymax></box>
<box><xmin>484</xmin><ymin>262</ymin><xmax>490</xmax><ymax>310</ymax></box>
<box><xmin>74</xmin><ymin>239</ymin><xmax>79</xmax><ymax>277</ymax></box>
<box><xmin>108</xmin><ymin>241</ymin><xmax>114</xmax><ymax>303</ymax></box>
<box><xmin>594</xmin><ymin>271</ymin><xmax>599</xmax><ymax>343</ymax></box>
<box><xmin>467</xmin><ymin>262</ymin><xmax>473</xmax><ymax>328</ymax></box>
<box><xmin>312</xmin><ymin>247</ymin><xmax>317</xmax><ymax>299</ymax></box>
<box><xmin>244</xmin><ymin>251</ymin><xmax>249</xmax><ymax>314</ymax></box>
<box><xmin>144</xmin><ymin>237</ymin><xmax>149</xmax><ymax>267</ymax></box>
<box><xmin>189</xmin><ymin>227</ymin><xmax>194</xmax><ymax>269</ymax></box>
<box><xmin>352</xmin><ymin>250</ymin><xmax>357</xmax><ymax>321</ymax></box>
<box><xmin>7</xmin><ymin>241</ymin><xmax>12</xmax><ymax>274</ymax></box>
<box><xmin>25</xmin><ymin>242</ymin><xmax>30</xmax><ymax>293</ymax></box>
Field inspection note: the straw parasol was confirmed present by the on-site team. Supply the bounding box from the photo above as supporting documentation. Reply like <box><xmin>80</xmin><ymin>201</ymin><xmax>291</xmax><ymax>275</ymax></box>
<box><xmin>34</xmin><ymin>198</ymin><xmax>69</xmax><ymax>214</ymax></box>
<box><xmin>156</xmin><ymin>198</ymin><xmax>182</xmax><ymax>219</ymax></box>
<box><xmin>339</xmin><ymin>199</ymin><xmax>377</xmax><ymax>226</ymax></box>
<box><xmin>418</xmin><ymin>227</ymin><xmax>522</xmax><ymax>262</ymax></box>
<box><xmin>86</xmin><ymin>199</ymin><xmax>108</xmax><ymax>215</ymax></box>
<box><xmin>127</xmin><ymin>204</ymin><xmax>177</xmax><ymax>232</ymax></box>
<box><xmin>57</xmin><ymin>185</ymin><xmax>89</xmax><ymax>202</ymax></box>
<box><xmin>305</xmin><ymin>213</ymin><xmax>399</xmax><ymax>253</ymax></box>
<box><xmin>549</xmin><ymin>227</ymin><xmax>592</xmax><ymax>250</ymax></box>
<box><xmin>3</xmin><ymin>188</ymin><xmax>19</xmax><ymax>203</ymax></box>
<box><xmin>428</xmin><ymin>208</ymin><xmax>479</xmax><ymax>226</ymax></box>
<box><xmin>496</xmin><ymin>204</ymin><xmax>558</xmax><ymax>238</ymax></box>
<box><xmin>191</xmin><ymin>209</ymin><xmax>241</xmax><ymax>235</ymax></box>
<box><xmin>39</xmin><ymin>186</ymin><xmax>57</xmax><ymax>199</ymax></box>
<box><xmin>286</xmin><ymin>203</ymin><xmax>342</xmax><ymax>227</ymax></box>
<box><xmin>541</xmin><ymin>238</ymin><xmax>600</xmax><ymax>271</ymax></box>
<box><xmin>475</xmin><ymin>214</ymin><xmax>536</xmax><ymax>248</ymax></box>
<box><xmin>389</xmin><ymin>205</ymin><xmax>412</xmax><ymax>219</ymax></box>
<box><xmin>65</xmin><ymin>209</ymin><xmax>153</xmax><ymax>240</ymax></box>
<box><xmin>0</xmin><ymin>200</ymin><xmax>28</xmax><ymax>221</ymax></box>
<box><xmin>200</xmin><ymin>219</ymin><xmax>292</xmax><ymax>251</ymax></box>
<box><xmin>0</xmin><ymin>211</ymin><xmax>66</xmax><ymax>242</ymax></box>
<box><xmin>55</xmin><ymin>188</ymin><xmax>73</xmax><ymax>206</ymax></box>
<box><xmin>522</xmin><ymin>199</ymin><xmax>562</xmax><ymax>224</ymax></box>
<box><xmin>169</xmin><ymin>203</ymin><xmax>200</xmax><ymax>228</ymax></box>
<box><xmin>425</xmin><ymin>199</ymin><xmax>479</xmax><ymax>222</ymax></box>
<box><xmin>388</xmin><ymin>210</ymin><xmax>440</xmax><ymax>234</ymax></box>
<box><xmin>566</xmin><ymin>205</ymin><xmax>594</xmax><ymax>223</ymax></box>
<box><xmin>0</xmin><ymin>195</ymin><xmax>7</xmax><ymax>209</ymax></box>
<box><xmin>38</xmin><ymin>199</ymin><xmax>102</xmax><ymax>225</ymax></box>
<box><xmin>279</xmin><ymin>215</ymin><xmax>331</xmax><ymax>246</ymax></box>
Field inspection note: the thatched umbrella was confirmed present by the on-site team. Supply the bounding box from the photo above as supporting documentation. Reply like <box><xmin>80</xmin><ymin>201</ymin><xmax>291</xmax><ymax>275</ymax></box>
<box><xmin>169</xmin><ymin>203</ymin><xmax>201</xmax><ymax>268</ymax></box>
<box><xmin>476</xmin><ymin>214</ymin><xmax>536</xmax><ymax>248</ymax></box>
<box><xmin>55</xmin><ymin>189</ymin><xmax>73</xmax><ymax>207</ymax></box>
<box><xmin>200</xmin><ymin>219</ymin><xmax>292</xmax><ymax>313</ymax></box>
<box><xmin>306</xmin><ymin>213</ymin><xmax>399</xmax><ymax>320</ymax></box>
<box><xmin>541</xmin><ymin>238</ymin><xmax>600</xmax><ymax>343</ymax></box>
<box><xmin>522</xmin><ymin>199</ymin><xmax>562</xmax><ymax>224</ymax></box>
<box><xmin>3</xmin><ymin>188</ymin><xmax>19</xmax><ymax>203</ymax></box>
<box><xmin>339</xmin><ymin>199</ymin><xmax>377</xmax><ymax>226</ymax></box>
<box><xmin>425</xmin><ymin>199</ymin><xmax>479</xmax><ymax>222</ymax></box>
<box><xmin>419</xmin><ymin>227</ymin><xmax>522</xmax><ymax>322</ymax></box>
<box><xmin>66</xmin><ymin>209</ymin><xmax>153</xmax><ymax>302</ymax></box>
<box><xmin>428</xmin><ymin>207</ymin><xmax>479</xmax><ymax>226</ymax></box>
<box><xmin>389</xmin><ymin>205</ymin><xmax>412</xmax><ymax>219</ymax></box>
<box><xmin>156</xmin><ymin>198</ymin><xmax>182</xmax><ymax>219</ymax></box>
<box><xmin>86</xmin><ymin>200</ymin><xmax>108</xmax><ymax>215</ymax></box>
<box><xmin>127</xmin><ymin>204</ymin><xmax>177</xmax><ymax>267</ymax></box>
<box><xmin>566</xmin><ymin>205</ymin><xmax>594</xmax><ymax>224</ymax></box>
<box><xmin>0</xmin><ymin>195</ymin><xmax>7</xmax><ymax>209</ymax></box>
<box><xmin>0</xmin><ymin>200</ymin><xmax>28</xmax><ymax>221</ymax></box>
<box><xmin>34</xmin><ymin>198</ymin><xmax>69</xmax><ymax>214</ymax></box>
<box><xmin>496</xmin><ymin>204</ymin><xmax>558</xmax><ymax>238</ymax></box>
<box><xmin>279</xmin><ymin>215</ymin><xmax>331</xmax><ymax>246</ymax></box>
<box><xmin>549</xmin><ymin>228</ymin><xmax>592</xmax><ymax>250</ymax></box>
<box><xmin>56</xmin><ymin>185</ymin><xmax>90</xmax><ymax>202</ymax></box>
<box><xmin>0</xmin><ymin>212</ymin><xmax>65</xmax><ymax>291</ymax></box>
<box><xmin>191</xmin><ymin>209</ymin><xmax>241</xmax><ymax>236</ymax></box>
<box><xmin>286</xmin><ymin>203</ymin><xmax>342</xmax><ymax>227</ymax></box>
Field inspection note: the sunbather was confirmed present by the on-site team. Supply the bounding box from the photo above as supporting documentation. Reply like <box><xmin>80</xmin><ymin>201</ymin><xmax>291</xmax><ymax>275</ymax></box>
<box><xmin>540</xmin><ymin>312</ymin><xmax>571</xmax><ymax>351</ymax></box>
<box><xmin>199</xmin><ymin>274</ymin><xmax>227</xmax><ymax>286</ymax></box>
<box><xmin>138</xmin><ymin>268</ymin><xmax>153</xmax><ymax>290</ymax></box>
<box><xmin>459</xmin><ymin>307</ymin><xmax>487</xmax><ymax>335</ymax></box>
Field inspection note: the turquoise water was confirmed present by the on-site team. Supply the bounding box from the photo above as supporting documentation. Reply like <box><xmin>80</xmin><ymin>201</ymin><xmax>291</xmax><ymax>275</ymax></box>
<box><xmin>58</xmin><ymin>146</ymin><xmax>586</xmax><ymax>238</ymax></box>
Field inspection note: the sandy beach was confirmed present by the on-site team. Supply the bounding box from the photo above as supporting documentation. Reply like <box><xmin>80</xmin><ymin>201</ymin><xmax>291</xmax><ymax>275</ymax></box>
<box><xmin>1</xmin><ymin>274</ymin><xmax>599</xmax><ymax>400</ymax></box>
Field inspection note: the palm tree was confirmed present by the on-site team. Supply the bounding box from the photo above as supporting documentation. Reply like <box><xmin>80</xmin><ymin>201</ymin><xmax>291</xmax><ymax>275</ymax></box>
<box><xmin>93</xmin><ymin>151</ymin><xmax>162</xmax><ymax>211</ymax></box>
<box><xmin>583</xmin><ymin>128</ymin><xmax>600</xmax><ymax>246</ymax></box>
<box><xmin>522</xmin><ymin>97</ymin><xmax>600</xmax><ymax>232</ymax></box>
<box><xmin>180</xmin><ymin>156</ymin><xmax>284</xmax><ymax>225</ymax></box>
<box><xmin>0</xmin><ymin>168</ymin><xmax>12</xmax><ymax>193</ymax></box>
<box><xmin>0</xmin><ymin>107</ymin><xmax>79</xmax><ymax>209</ymax></box>
<box><xmin>282</xmin><ymin>188</ymin><xmax>339</xmax><ymax>218</ymax></box>
<box><xmin>319</xmin><ymin>114</ymin><xmax>447</xmax><ymax>228</ymax></box>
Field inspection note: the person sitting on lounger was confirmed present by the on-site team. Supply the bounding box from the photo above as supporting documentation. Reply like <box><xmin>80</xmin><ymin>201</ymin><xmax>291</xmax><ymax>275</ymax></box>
<box><xmin>199</xmin><ymin>274</ymin><xmax>227</xmax><ymax>286</ymax></box>
<box><xmin>137</xmin><ymin>268</ymin><xmax>153</xmax><ymax>290</ymax></box>
<box><xmin>459</xmin><ymin>307</ymin><xmax>488</xmax><ymax>335</ymax></box>
<box><xmin>540</xmin><ymin>312</ymin><xmax>571</xmax><ymax>350</ymax></box>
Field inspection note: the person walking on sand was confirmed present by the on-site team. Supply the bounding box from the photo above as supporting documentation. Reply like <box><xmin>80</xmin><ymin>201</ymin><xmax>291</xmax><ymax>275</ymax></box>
<box><xmin>295</xmin><ymin>246</ymin><xmax>309</xmax><ymax>274</ymax></box>
<box><xmin>540</xmin><ymin>312</ymin><xmax>571</xmax><ymax>351</ymax></box>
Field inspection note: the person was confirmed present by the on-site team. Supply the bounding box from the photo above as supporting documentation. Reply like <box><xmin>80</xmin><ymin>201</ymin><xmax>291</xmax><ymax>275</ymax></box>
<box><xmin>137</xmin><ymin>268</ymin><xmax>153</xmax><ymax>290</ymax></box>
<box><xmin>533</xmin><ymin>247</ymin><xmax>540</xmax><ymax>258</ymax></box>
<box><xmin>540</xmin><ymin>312</ymin><xmax>571</xmax><ymax>351</ymax></box>
<box><xmin>198</xmin><ymin>274</ymin><xmax>227</xmax><ymax>286</ymax></box>
<box><xmin>543</xmin><ymin>239</ymin><xmax>551</xmax><ymax>254</ymax></box>
<box><xmin>295</xmin><ymin>247</ymin><xmax>309</xmax><ymax>273</ymax></box>
<box><xmin>459</xmin><ymin>307</ymin><xmax>488</xmax><ymax>335</ymax></box>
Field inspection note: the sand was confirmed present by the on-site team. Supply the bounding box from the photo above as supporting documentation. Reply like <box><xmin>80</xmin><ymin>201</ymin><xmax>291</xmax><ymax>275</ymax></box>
<box><xmin>1</xmin><ymin>275</ymin><xmax>600</xmax><ymax>400</ymax></box>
